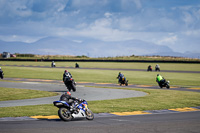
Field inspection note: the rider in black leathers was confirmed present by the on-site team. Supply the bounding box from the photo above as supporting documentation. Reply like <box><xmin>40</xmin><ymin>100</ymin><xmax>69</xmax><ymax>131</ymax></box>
<box><xmin>60</xmin><ymin>91</ymin><xmax>83</xmax><ymax>113</ymax></box>
<box><xmin>0</xmin><ymin>67</ymin><xmax>4</xmax><ymax>79</ymax></box>
<box><xmin>147</xmin><ymin>65</ymin><xmax>152</xmax><ymax>71</ymax></box>
<box><xmin>75</xmin><ymin>63</ymin><xmax>79</xmax><ymax>68</ymax></box>
<box><xmin>63</xmin><ymin>70</ymin><xmax>72</xmax><ymax>82</ymax></box>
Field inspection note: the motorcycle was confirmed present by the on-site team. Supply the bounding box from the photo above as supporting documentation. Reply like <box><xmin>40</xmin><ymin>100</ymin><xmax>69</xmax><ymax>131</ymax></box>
<box><xmin>53</xmin><ymin>99</ymin><xmax>94</xmax><ymax>121</ymax></box>
<box><xmin>155</xmin><ymin>67</ymin><xmax>160</xmax><ymax>71</ymax></box>
<box><xmin>158</xmin><ymin>80</ymin><xmax>170</xmax><ymax>89</ymax></box>
<box><xmin>75</xmin><ymin>63</ymin><xmax>79</xmax><ymax>68</ymax></box>
<box><xmin>0</xmin><ymin>70</ymin><xmax>3</xmax><ymax>79</ymax></box>
<box><xmin>117</xmin><ymin>76</ymin><xmax>128</xmax><ymax>86</ymax></box>
<box><xmin>63</xmin><ymin>73</ymin><xmax>76</xmax><ymax>92</ymax></box>
<box><xmin>51</xmin><ymin>62</ymin><xmax>56</xmax><ymax>67</ymax></box>
<box><xmin>147</xmin><ymin>65</ymin><xmax>152</xmax><ymax>71</ymax></box>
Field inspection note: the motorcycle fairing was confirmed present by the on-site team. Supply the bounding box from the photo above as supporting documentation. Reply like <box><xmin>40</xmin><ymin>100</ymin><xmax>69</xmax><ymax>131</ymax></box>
<box><xmin>53</xmin><ymin>101</ymin><xmax>70</xmax><ymax>107</ymax></box>
<box><xmin>77</xmin><ymin>101</ymin><xmax>88</xmax><ymax>111</ymax></box>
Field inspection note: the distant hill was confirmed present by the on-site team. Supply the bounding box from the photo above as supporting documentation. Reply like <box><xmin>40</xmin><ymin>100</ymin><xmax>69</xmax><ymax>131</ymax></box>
<box><xmin>0</xmin><ymin>37</ymin><xmax>199</xmax><ymax>58</ymax></box>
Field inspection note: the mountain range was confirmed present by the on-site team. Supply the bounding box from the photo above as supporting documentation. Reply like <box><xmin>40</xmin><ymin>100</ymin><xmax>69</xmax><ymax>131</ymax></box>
<box><xmin>0</xmin><ymin>37</ymin><xmax>199</xmax><ymax>58</ymax></box>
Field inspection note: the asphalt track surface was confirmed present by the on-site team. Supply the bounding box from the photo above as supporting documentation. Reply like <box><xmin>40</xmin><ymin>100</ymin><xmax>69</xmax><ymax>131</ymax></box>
<box><xmin>0</xmin><ymin>65</ymin><xmax>200</xmax><ymax>133</ymax></box>
<box><xmin>0</xmin><ymin>81</ymin><xmax>147</xmax><ymax>107</ymax></box>
<box><xmin>0</xmin><ymin>111</ymin><xmax>199</xmax><ymax>133</ymax></box>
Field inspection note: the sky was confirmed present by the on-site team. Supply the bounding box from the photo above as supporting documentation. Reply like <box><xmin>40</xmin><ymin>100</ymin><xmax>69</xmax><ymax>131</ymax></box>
<box><xmin>0</xmin><ymin>0</ymin><xmax>200</xmax><ymax>56</ymax></box>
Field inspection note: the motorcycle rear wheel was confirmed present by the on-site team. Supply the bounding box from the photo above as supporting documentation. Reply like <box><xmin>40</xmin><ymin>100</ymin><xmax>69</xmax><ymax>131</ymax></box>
<box><xmin>71</xmin><ymin>83</ymin><xmax>76</xmax><ymax>92</ymax></box>
<box><xmin>67</xmin><ymin>86</ymin><xmax>71</xmax><ymax>92</ymax></box>
<box><xmin>58</xmin><ymin>107</ymin><xmax>72</xmax><ymax>121</ymax></box>
<box><xmin>85</xmin><ymin>109</ymin><xmax>94</xmax><ymax>120</ymax></box>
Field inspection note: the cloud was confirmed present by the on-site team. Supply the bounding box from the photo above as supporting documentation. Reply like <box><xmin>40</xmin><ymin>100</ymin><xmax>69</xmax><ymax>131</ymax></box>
<box><xmin>133</xmin><ymin>0</ymin><xmax>142</xmax><ymax>9</ymax></box>
<box><xmin>0</xmin><ymin>34</ymin><xmax>44</xmax><ymax>43</ymax></box>
<box><xmin>104</xmin><ymin>12</ymin><xmax>112</xmax><ymax>18</ymax></box>
<box><xmin>119</xmin><ymin>17</ymin><xmax>135</xmax><ymax>30</ymax></box>
<box><xmin>0</xmin><ymin>0</ymin><xmax>200</xmax><ymax>55</ymax></box>
<box><xmin>157</xmin><ymin>35</ymin><xmax>178</xmax><ymax>45</ymax></box>
<box><xmin>72</xmin><ymin>40</ymin><xmax>82</xmax><ymax>43</ymax></box>
<box><xmin>183</xmin><ymin>29</ymin><xmax>200</xmax><ymax>36</ymax></box>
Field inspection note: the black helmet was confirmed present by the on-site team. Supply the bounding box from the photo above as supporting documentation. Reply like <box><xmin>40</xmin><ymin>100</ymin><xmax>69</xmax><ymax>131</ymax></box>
<box><xmin>157</xmin><ymin>74</ymin><xmax>160</xmax><ymax>76</ymax></box>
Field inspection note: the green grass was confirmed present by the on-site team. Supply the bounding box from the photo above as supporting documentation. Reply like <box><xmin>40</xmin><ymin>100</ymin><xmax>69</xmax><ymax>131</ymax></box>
<box><xmin>0</xmin><ymin>61</ymin><xmax>200</xmax><ymax>118</ymax></box>
<box><xmin>0</xmin><ymin>87</ymin><xmax>58</xmax><ymax>101</ymax></box>
<box><xmin>88</xmin><ymin>87</ymin><xmax>200</xmax><ymax>113</ymax></box>
<box><xmin>2</xmin><ymin>66</ymin><xmax>200</xmax><ymax>87</ymax></box>
<box><xmin>0</xmin><ymin>87</ymin><xmax>200</xmax><ymax>118</ymax></box>
<box><xmin>1</xmin><ymin>61</ymin><xmax>200</xmax><ymax>71</ymax></box>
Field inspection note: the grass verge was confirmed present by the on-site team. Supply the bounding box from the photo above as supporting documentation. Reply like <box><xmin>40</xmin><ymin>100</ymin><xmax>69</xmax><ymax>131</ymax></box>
<box><xmin>88</xmin><ymin>87</ymin><xmax>200</xmax><ymax>113</ymax></box>
<box><xmin>2</xmin><ymin>66</ymin><xmax>200</xmax><ymax>87</ymax></box>
<box><xmin>0</xmin><ymin>87</ymin><xmax>58</xmax><ymax>101</ymax></box>
<box><xmin>0</xmin><ymin>87</ymin><xmax>200</xmax><ymax>118</ymax></box>
<box><xmin>1</xmin><ymin>61</ymin><xmax>200</xmax><ymax>71</ymax></box>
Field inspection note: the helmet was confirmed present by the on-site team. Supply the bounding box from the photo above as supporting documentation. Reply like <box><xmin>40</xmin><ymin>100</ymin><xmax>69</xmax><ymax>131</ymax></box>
<box><xmin>65</xmin><ymin>91</ymin><xmax>71</xmax><ymax>96</ymax></box>
<box><xmin>65</xmin><ymin>70</ymin><xmax>68</xmax><ymax>73</ymax></box>
<box><xmin>157</xmin><ymin>74</ymin><xmax>160</xmax><ymax>76</ymax></box>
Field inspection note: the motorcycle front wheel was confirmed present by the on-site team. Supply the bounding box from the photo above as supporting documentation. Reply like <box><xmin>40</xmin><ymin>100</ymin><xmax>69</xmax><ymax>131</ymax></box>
<box><xmin>166</xmin><ymin>84</ymin><xmax>170</xmax><ymax>89</ymax></box>
<box><xmin>159</xmin><ymin>84</ymin><xmax>163</xmax><ymax>88</ymax></box>
<box><xmin>85</xmin><ymin>109</ymin><xmax>94</xmax><ymax>120</ymax></box>
<box><xmin>71</xmin><ymin>83</ymin><xmax>76</xmax><ymax>92</ymax></box>
<box><xmin>58</xmin><ymin>107</ymin><xmax>72</xmax><ymax>121</ymax></box>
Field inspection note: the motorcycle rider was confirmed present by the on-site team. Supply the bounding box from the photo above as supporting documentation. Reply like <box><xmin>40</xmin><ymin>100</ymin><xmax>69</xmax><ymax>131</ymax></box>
<box><xmin>155</xmin><ymin>64</ymin><xmax>160</xmax><ymax>71</ymax></box>
<box><xmin>147</xmin><ymin>65</ymin><xmax>152</xmax><ymax>71</ymax></box>
<box><xmin>51</xmin><ymin>61</ymin><xmax>56</xmax><ymax>67</ymax></box>
<box><xmin>63</xmin><ymin>70</ymin><xmax>72</xmax><ymax>82</ymax></box>
<box><xmin>0</xmin><ymin>67</ymin><xmax>4</xmax><ymax>79</ymax></box>
<box><xmin>63</xmin><ymin>70</ymin><xmax>76</xmax><ymax>91</ymax></box>
<box><xmin>117</xmin><ymin>72</ymin><xmax>126</xmax><ymax>83</ymax></box>
<box><xmin>75</xmin><ymin>63</ymin><xmax>79</xmax><ymax>68</ymax></box>
<box><xmin>156</xmin><ymin>74</ymin><xmax>166</xmax><ymax>86</ymax></box>
<box><xmin>60</xmin><ymin>91</ymin><xmax>84</xmax><ymax>113</ymax></box>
